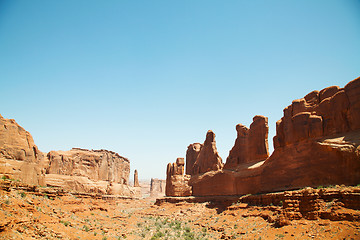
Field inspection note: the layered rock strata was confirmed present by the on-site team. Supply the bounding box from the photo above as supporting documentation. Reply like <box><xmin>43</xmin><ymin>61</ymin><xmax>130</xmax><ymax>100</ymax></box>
<box><xmin>45</xmin><ymin>148</ymin><xmax>133</xmax><ymax>194</ymax></box>
<box><xmin>0</xmin><ymin>114</ymin><xmax>139</xmax><ymax>197</ymax></box>
<box><xmin>0</xmin><ymin>114</ymin><xmax>46</xmax><ymax>186</ymax></box>
<box><xmin>165</xmin><ymin>158</ymin><xmax>192</xmax><ymax>197</ymax></box>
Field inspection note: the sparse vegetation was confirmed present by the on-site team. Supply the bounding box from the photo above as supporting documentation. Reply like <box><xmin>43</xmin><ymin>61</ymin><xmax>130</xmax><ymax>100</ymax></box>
<box><xmin>0</xmin><ymin>183</ymin><xmax>359</xmax><ymax>239</ymax></box>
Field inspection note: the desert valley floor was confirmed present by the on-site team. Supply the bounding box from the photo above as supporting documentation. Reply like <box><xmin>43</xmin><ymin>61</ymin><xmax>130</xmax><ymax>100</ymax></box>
<box><xmin>1</xmin><ymin>180</ymin><xmax>359</xmax><ymax>240</ymax></box>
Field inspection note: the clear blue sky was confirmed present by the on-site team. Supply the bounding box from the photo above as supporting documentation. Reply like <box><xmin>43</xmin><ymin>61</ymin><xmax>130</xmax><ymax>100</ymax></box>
<box><xmin>1</xmin><ymin>1</ymin><xmax>359</xmax><ymax>180</ymax></box>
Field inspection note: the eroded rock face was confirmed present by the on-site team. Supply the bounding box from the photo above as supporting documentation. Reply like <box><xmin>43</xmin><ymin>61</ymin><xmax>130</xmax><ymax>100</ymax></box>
<box><xmin>45</xmin><ymin>148</ymin><xmax>133</xmax><ymax>194</ymax></box>
<box><xmin>224</xmin><ymin>116</ymin><xmax>269</xmax><ymax>170</ymax></box>
<box><xmin>46</xmin><ymin>148</ymin><xmax>130</xmax><ymax>184</ymax></box>
<box><xmin>186</xmin><ymin>143</ymin><xmax>202</xmax><ymax>175</ymax></box>
<box><xmin>0</xmin><ymin>114</ymin><xmax>46</xmax><ymax>186</ymax></box>
<box><xmin>165</xmin><ymin>158</ymin><xmax>192</xmax><ymax>197</ymax></box>
<box><xmin>274</xmin><ymin>77</ymin><xmax>360</xmax><ymax>148</ymax></box>
<box><xmin>0</xmin><ymin>114</ymin><xmax>138</xmax><ymax>196</ymax></box>
<box><xmin>189</xmin><ymin>76</ymin><xmax>360</xmax><ymax>196</ymax></box>
<box><xmin>192</xmin><ymin>131</ymin><xmax>223</xmax><ymax>175</ymax></box>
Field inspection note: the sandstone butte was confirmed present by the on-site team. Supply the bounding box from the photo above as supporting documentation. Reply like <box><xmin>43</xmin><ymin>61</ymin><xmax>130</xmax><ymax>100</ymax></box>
<box><xmin>0</xmin><ymin>114</ymin><xmax>140</xmax><ymax>197</ymax></box>
<box><xmin>166</xmin><ymin>76</ymin><xmax>360</xmax><ymax>197</ymax></box>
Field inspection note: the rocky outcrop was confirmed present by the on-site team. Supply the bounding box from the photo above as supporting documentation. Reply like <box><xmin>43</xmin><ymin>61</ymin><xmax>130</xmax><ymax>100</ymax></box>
<box><xmin>261</xmin><ymin>76</ymin><xmax>360</xmax><ymax>193</ymax></box>
<box><xmin>150</xmin><ymin>178</ymin><xmax>166</xmax><ymax>198</ymax></box>
<box><xmin>185</xmin><ymin>143</ymin><xmax>202</xmax><ymax>175</ymax></box>
<box><xmin>166</xmin><ymin>130</ymin><xmax>224</xmax><ymax>196</ymax></box>
<box><xmin>46</xmin><ymin>148</ymin><xmax>129</xmax><ymax>183</ymax></box>
<box><xmin>185</xmin><ymin>76</ymin><xmax>360</xmax><ymax>196</ymax></box>
<box><xmin>45</xmin><ymin>148</ymin><xmax>132</xmax><ymax>194</ymax></box>
<box><xmin>0</xmin><ymin>114</ymin><xmax>139</xmax><ymax>197</ymax></box>
<box><xmin>166</xmin><ymin>158</ymin><xmax>192</xmax><ymax>197</ymax></box>
<box><xmin>134</xmin><ymin>169</ymin><xmax>140</xmax><ymax>187</ymax></box>
<box><xmin>0</xmin><ymin>114</ymin><xmax>46</xmax><ymax>186</ymax></box>
<box><xmin>224</xmin><ymin>116</ymin><xmax>269</xmax><ymax>170</ymax></box>
<box><xmin>192</xmin><ymin>131</ymin><xmax>223</xmax><ymax>175</ymax></box>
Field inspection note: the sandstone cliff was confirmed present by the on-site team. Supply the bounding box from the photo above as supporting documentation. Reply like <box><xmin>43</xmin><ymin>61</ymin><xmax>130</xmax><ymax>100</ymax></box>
<box><xmin>172</xmin><ymin>76</ymin><xmax>360</xmax><ymax>197</ymax></box>
<box><xmin>45</xmin><ymin>148</ymin><xmax>133</xmax><ymax>194</ymax></box>
<box><xmin>260</xmin><ymin>76</ymin><xmax>360</xmax><ymax>193</ymax></box>
<box><xmin>0</xmin><ymin>114</ymin><xmax>139</xmax><ymax>197</ymax></box>
<box><xmin>0</xmin><ymin>114</ymin><xmax>46</xmax><ymax>186</ymax></box>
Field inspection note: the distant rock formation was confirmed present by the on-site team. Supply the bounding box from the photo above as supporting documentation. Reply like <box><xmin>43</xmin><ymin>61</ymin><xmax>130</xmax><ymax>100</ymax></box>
<box><xmin>165</xmin><ymin>158</ymin><xmax>192</xmax><ymax>197</ymax></box>
<box><xmin>150</xmin><ymin>178</ymin><xmax>166</xmax><ymax>198</ymax></box>
<box><xmin>0</xmin><ymin>114</ymin><xmax>46</xmax><ymax>186</ymax></box>
<box><xmin>224</xmin><ymin>115</ymin><xmax>269</xmax><ymax>170</ymax></box>
<box><xmin>192</xmin><ymin>130</ymin><xmax>223</xmax><ymax>174</ymax></box>
<box><xmin>134</xmin><ymin>169</ymin><xmax>140</xmax><ymax>187</ymax></box>
<box><xmin>45</xmin><ymin>148</ymin><xmax>132</xmax><ymax>194</ymax></box>
<box><xmin>168</xmin><ymin>76</ymin><xmax>360</xmax><ymax>197</ymax></box>
<box><xmin>0</xmin><ymin>114</ymin><xmax>139</xmax><ymax>197</ymax></box>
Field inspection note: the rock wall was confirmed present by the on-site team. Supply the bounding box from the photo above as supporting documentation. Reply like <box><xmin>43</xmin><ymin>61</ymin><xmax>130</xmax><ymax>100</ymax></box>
<box><xmin>165</xmin><ymin>158</ymin><xmax>192</xmax><ymax>197</ymax></box>
<box><xmin>0</xmin><ymin>114</ymin><xmax>139</xmax><ymax>197</ymax></box>
<box><xmin>45</xmin><ymin>148</ymin><xmax>133</xmax><ymax>194</ymax></box>
<box><xmin>176</xmin><ymin>76</ymin><xmax>360</xmax><ymax>197</ymax></box>
<box><xmin>46</xmin><ymin>148</ymin><xmax>129</xmax><ymax>183</ymax></box>
<box><xmin>0</xmin><ymin>114</ymin><xmax>46</xmax><ymax>186</ymax></box>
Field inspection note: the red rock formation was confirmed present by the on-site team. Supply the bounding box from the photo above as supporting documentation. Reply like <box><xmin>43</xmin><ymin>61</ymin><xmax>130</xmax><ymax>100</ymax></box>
<box><xmin>134</xmin><ymin>169</ymin><xmax>140</xmax><ymax>187</ymax></box>
<box><xmin>46</xmin><ymin>148</ymin><xmax>129</xmax><ymax>183</ymax></box>
<box><xmin>0</xmin><ymin>114</ymin><xmax>139</xmax><ymax>197</ymax></box>
<box><xmin>45</xmin><ymin>148</ymin><xmax>132</xmax><ymax>194</ymax></box>
<box><xmin>192</xmin><ymin>131</ymin><xmax>223</xmax><ymax>175</ymax></box>
<box><xmin>0</xmin><ymin>114</ymin><xmax>46</xmax><ymax>186</ymax></box>
<box><xmin>189</xmin><ymin>76</ymin><xmax>360</xmax><ymax>196</ymax></box>
<box><xmin>165</xmin><ymin>158</ymin><xmax>192</xmax><ymax>197</ymax></box>
<box><xmin>224</xmin><ymin>116</ymin><xmax>269</xmax><ymax>170</ymax></box>
<box><xmin>186</xmin><ymin>143</ymin><xmax>202</xmax><ymax>175</ymax></box>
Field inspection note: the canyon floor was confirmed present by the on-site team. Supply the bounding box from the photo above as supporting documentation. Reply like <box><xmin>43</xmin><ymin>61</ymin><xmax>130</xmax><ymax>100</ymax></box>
<box><xmin>0</xmin><ymin>180</ymin><xmax>359</xmax><ymax>240</ymax></box>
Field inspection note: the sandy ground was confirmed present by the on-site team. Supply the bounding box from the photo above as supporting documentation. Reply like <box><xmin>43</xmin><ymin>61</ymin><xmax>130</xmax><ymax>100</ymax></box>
<box><xmin>0</xmin><ymin>184</ymin><xmax>359</xmax><ymax>239</ymax></box>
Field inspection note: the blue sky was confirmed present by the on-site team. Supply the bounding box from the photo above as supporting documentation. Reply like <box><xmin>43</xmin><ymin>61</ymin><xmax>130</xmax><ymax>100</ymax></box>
<box><xmin>1</xmin><ymin>1</ymin><xmax>359</xmax><ymax>180</ymax></box>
